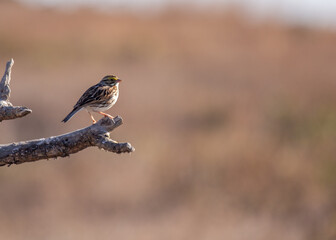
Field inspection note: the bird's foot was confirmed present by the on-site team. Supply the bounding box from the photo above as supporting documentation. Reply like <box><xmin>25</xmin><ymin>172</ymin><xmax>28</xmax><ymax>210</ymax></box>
<box><xmin>89</xmin><ymin>113</ymin><xmax>97</xmax><ymax>124</ymax></box>
<box><xmin>98</xmin><ymin>111</ymin><xmax>114</xmax><ymax>119</ymax></box>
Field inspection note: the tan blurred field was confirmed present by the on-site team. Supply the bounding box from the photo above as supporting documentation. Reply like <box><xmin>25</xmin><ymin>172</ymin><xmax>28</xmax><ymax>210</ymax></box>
<box><xmin>1</xmin><ymin>1</ymin><xmax>336</xmax><ymax>239</ymax></box>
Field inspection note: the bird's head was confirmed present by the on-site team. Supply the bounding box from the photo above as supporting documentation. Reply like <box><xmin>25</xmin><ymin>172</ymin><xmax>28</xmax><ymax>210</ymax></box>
<box><xmin>100</xmin><ymin>75</ymin><xmax>122</xmax><ymax>86</ymax></box>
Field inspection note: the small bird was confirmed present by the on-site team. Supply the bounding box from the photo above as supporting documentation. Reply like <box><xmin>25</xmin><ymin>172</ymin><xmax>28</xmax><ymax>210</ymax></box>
<box><xmin>62</xmin><ymin>75</ymin><xmax>121</xmax><ymax>124</ymax></box>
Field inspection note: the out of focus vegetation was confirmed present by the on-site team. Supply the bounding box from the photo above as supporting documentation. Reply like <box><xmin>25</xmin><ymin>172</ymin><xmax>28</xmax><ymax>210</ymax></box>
<box><xmin>1</xmin><ymin>1</ymin><xmax>336</xmax><ymax>239</ymax></box>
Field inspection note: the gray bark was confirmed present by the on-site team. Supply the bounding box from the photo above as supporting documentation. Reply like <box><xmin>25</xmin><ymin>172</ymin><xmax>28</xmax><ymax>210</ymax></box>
<box><xmin>0</xmin><ymin>59</ymin><xmax>32</xmax><ymax>121</ymax></box>
<box><xmin>0</xmin><ymin>116</ymin><xmax>135</xmax><ymax>166</ymax></box>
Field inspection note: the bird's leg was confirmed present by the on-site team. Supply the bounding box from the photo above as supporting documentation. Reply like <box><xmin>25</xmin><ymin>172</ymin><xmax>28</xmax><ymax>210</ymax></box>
<box><xmin>88</xmin><ymin>112</ymin><xmax>97</xmax><ymax>124</ymax></box>
<box><xmin>98</xmin><ymin>111</ymin><xmax>114</xmax><ymax>119</ymax></box>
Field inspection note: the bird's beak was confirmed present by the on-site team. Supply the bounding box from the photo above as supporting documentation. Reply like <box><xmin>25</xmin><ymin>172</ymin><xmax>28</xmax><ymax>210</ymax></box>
<box><xmin>117</xmin><ymin>79</ymin><xmax>122</xmax><ymax>82</ymax></box>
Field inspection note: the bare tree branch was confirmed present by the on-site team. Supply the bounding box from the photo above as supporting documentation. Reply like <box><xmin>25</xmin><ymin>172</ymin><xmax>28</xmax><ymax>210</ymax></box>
<box><xmin>0</xmin><ymin>58</ymin><xmax>14</xmax><ymax>101</ymax></box>
<box><xmin>0</xmin><ymin>116</ymin><xmax>135</xmax><ymax>167</ymax></box>
<box><xmin>0</xmin><ymin>59</ymin><xmax>32</xmax><ymax>122</ymax></box>
<box><xmin>0</xmin><ymin>105</ymin><xmax>32</xmax><ymax>121</ymax></box>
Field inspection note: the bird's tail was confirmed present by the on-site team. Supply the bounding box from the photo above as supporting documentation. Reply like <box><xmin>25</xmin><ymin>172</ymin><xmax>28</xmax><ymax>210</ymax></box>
<box><xmin>62</xmin><ymin>107</ymin><xmax>81</xmax><ymax>123</ymax></box>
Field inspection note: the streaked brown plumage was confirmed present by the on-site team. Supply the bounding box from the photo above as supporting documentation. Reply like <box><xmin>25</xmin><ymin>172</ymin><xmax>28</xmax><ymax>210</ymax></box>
<box><xmin>62</xmin><ymin>75</ymin><xmax>121</xmax><ymax>123</ymax></box>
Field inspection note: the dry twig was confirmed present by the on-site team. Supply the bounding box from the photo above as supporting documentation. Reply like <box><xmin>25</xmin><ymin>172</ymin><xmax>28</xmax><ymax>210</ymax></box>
<box><xmin>0</xmin><ymin>59</ymin><xmax>32</xmax><ymax>121</ymax></box>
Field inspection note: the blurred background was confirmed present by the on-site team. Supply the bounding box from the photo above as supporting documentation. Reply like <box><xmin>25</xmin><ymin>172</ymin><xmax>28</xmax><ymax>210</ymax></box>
<box><xmin>1</xmin><ymin>0</ymin><xmax>336</xmax><ymax>239</ymax></box>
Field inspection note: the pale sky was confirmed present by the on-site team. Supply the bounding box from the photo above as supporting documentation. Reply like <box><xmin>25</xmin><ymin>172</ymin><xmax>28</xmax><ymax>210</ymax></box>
<box><xmin>17</xmin><ymin>0</ymin><xmax>336</xmax><ymax>27</ymax></box>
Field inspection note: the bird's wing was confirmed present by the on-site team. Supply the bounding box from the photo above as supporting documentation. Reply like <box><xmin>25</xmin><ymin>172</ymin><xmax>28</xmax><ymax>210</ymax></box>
<box><xmin>73</xmin><ymin>84</ymin><xmax>113</xmax><ymax>109</ymax></box>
